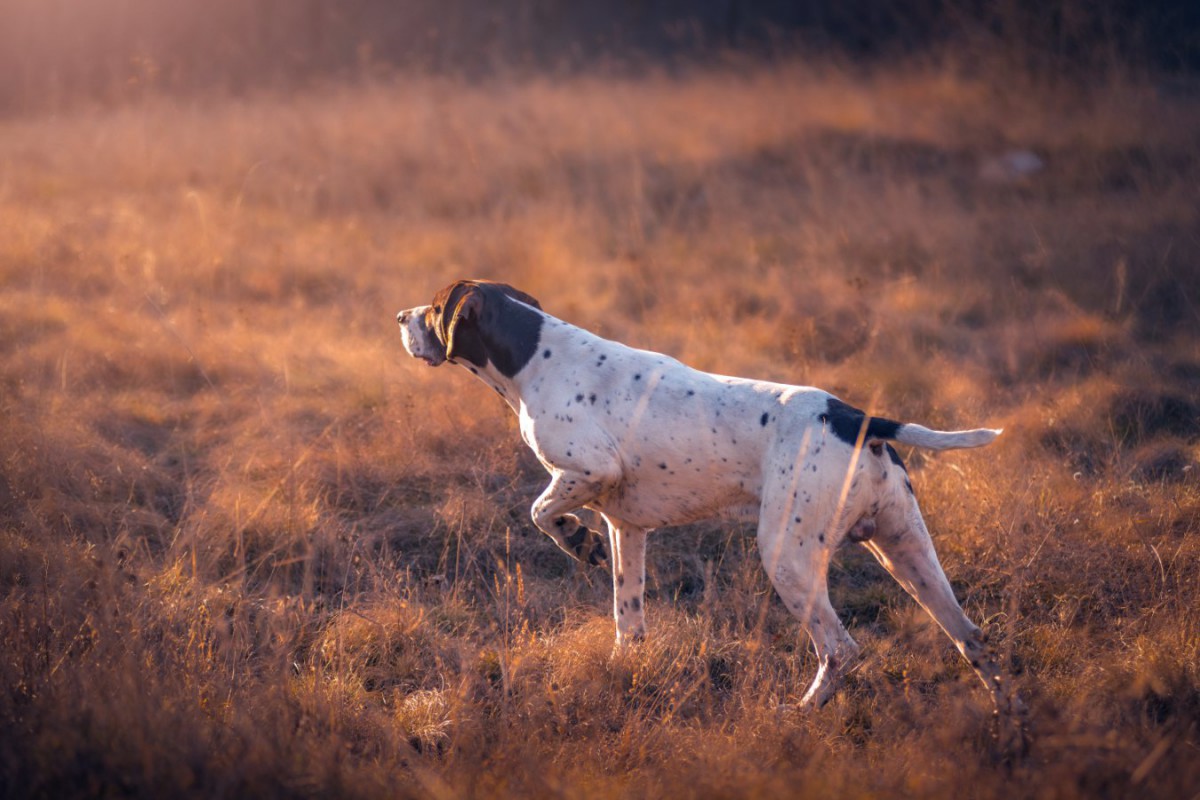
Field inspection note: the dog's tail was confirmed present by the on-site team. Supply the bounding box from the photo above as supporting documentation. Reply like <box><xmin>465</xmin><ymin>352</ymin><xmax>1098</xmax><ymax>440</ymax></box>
<box><xmin>821</xmin><ymin>398</ymin><xmax>1001</xmax><ymax>452</ymax></box>
<box><xmin>893</xmin><ymin>423</ymin><xmax>1002</xmax><ymax>451</ymax></box>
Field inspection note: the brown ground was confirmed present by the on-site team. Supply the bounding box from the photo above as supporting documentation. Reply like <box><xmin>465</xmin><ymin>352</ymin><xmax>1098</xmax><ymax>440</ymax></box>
<box><xmin>1</xmin><ymin>62</ymin><xmax>1198</xmax><ymax>797</ymax></box>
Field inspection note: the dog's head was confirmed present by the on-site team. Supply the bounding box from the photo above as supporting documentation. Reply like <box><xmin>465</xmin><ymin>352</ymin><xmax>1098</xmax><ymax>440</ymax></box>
<box><xmin>397</xmin><ymin>280</ymin><xmax>543</xmax><ymax>377</ymax></box>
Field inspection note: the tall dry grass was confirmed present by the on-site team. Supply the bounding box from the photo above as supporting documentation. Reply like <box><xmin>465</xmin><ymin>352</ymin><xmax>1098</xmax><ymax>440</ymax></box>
<box><xmin>1</xmin><ymin>60</ymin><xmax>1198</xmax><ymax>797</ymax></box>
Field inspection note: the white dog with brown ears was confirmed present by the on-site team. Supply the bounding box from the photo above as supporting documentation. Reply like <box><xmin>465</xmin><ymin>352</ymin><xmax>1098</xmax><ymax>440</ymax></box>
<box><xmin>398</xmin><ymin>279</ymin><xmax>1017</xmax><ymax>712</ymax></box>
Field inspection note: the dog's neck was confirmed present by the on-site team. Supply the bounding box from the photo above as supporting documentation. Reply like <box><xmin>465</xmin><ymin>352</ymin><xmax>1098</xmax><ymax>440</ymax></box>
<box><xmin>454</xmin><ymin>308</ymin><xmax>602</xmax><ymax>414</ymax></box>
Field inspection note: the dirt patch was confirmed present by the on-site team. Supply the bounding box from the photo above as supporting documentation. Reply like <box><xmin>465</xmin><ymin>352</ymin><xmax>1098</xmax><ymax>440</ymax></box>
<box><xmin>1130</xmin><ymin>440</ymin><xmax>1197</xmax><ymax>483</ymax></box>
<box><xmin>94</xmin><ymin>411</ymin><xmax>176</xmax><ymax>458</ymax></box>
<box><xmin>1110</xmin><ymin>390</ymin><xmax>1200</xmax><ymax>445</ymax></box>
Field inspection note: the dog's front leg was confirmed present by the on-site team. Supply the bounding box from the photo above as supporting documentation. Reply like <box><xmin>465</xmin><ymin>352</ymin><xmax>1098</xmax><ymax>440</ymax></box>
<box><xmin>604</xmin><ymin>518</ymin><xmax>648</xmax><ymax>646</ymax></box>
<box><xmin>531</xmin><ymin>471</ymin><xmax>611</xmax><ymax>566</ymax></box>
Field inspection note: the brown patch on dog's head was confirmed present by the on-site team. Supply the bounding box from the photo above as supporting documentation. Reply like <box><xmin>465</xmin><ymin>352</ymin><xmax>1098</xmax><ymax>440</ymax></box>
<box><xmin>426</xmin><ymin>280</ymin><xmax>543</xmax><ymax>377</ymax></box>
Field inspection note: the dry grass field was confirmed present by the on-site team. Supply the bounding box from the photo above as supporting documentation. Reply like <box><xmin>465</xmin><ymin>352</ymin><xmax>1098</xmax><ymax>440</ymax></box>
<box><xmin>1</xmin><ymin>60</ymin><xmax>1198</xmax><ymax>798</ymax></box>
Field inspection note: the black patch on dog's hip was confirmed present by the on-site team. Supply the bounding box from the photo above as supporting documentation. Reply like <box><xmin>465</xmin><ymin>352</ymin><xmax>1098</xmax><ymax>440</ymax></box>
<box><xmin>819</xmin><ymin>397</ymin><xmax>902</xmax><ymax>446</ymax></box>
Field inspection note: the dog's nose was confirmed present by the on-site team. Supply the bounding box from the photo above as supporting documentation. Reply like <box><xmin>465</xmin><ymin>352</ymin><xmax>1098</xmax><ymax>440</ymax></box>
<box><xmin>397</xmin><ymin>310</ymin><xmax>410</xmax><ymax>325</ymax></box>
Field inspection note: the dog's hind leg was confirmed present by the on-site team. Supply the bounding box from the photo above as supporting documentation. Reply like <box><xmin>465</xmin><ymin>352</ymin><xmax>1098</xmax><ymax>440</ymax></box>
<box><xmin>863</xmin><ymin>498</ymin><xmax>1019</xmax><ymax>713</ymax></box>
<box><xmin>757</xmin><ymin>480</ymin><xmax>860</xmax><ymax>709</ymax></box>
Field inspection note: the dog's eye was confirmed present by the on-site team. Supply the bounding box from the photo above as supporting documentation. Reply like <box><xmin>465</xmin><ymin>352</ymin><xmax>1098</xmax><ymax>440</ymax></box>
<box><xmin>433</xmin><ymin>305</ymin><xmax>441</xmax><ymax>314</ymax></box>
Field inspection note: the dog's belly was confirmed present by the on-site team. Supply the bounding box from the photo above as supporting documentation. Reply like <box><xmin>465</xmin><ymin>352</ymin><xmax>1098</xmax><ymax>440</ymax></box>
<box><xmin>591</xmin><ymin>457</ymin><xmax>762</xmax><ymax>529</ymax></box>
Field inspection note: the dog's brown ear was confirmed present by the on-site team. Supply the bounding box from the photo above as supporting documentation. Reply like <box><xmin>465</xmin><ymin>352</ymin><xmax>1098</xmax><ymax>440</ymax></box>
<box><xmin>431</xmin><ymin>279</ymin><xmax>544</xmax><ymax>375</ymax></box>
<box><xmin>445</xmin><ymin>284</ymin><xmax>485</xmax><ymax>364</ymax></box>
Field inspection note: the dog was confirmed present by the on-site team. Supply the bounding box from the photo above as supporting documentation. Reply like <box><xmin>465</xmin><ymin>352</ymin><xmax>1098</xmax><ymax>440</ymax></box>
<box><xmin>397</xmin><ymin>279</ymin><xmax>1013</xmax><ymax>710</ymax></box>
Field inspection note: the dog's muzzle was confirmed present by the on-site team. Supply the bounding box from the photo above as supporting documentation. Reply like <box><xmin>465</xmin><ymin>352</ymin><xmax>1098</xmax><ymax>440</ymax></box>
<box><xmin>397</xmin><ymin>308</ymin><xmax>446</xmax><ymax>367</ymax></box>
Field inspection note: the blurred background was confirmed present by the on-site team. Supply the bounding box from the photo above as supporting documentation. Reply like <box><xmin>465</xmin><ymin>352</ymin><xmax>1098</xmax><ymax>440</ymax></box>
<box><xmin>2</xmin><ymin>2</ymin><xmax>1199</xmax><ymax>798</ymax></box>
<box><xmin>2</xmin><ymin>0</ymin><xmax>1198</xmax><ymax>112</ymax></box>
